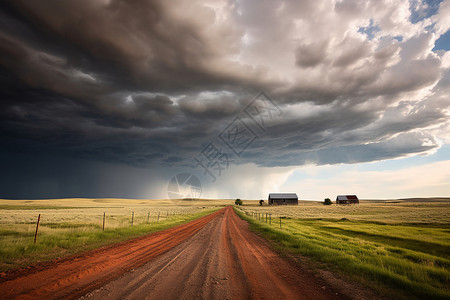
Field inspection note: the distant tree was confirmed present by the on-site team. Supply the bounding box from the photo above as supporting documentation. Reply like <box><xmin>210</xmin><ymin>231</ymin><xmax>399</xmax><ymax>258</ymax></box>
<box><xmin>324</xmin><ymin>198</ymin><xmax>332</xmax><ymax>205</ymax></box>
<box><xmin>235</xmin><ymin>199</ymin><xmax>243</xmax><ymax>206</ymax></box>
<box><xmin>259</xmin><ymin>200</ymin><xmax>264</xmax><ymax>206</ymax></box>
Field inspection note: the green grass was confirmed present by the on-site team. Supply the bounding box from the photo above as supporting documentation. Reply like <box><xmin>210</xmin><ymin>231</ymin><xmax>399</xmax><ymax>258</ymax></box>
<box><xmin>0</xmin><ymin>208</ymin><xmax>220</xmax><ymax>272</ymax></box>
<box><xmin>235</xmin><ymin>207</ymin><xmax>450</xmax><ymax>300</ymax></box>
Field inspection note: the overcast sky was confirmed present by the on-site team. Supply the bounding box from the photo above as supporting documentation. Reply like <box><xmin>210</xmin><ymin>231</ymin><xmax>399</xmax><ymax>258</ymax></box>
<box><xmin>1</xmin><ymin>0</ymin><xmax>449</xmax><ymax>200</ymax></box>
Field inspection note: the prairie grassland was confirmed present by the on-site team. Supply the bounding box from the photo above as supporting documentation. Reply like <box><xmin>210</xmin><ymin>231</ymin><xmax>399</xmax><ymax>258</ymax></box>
<box><xmin>240</xmin><ymin>199</ymin><xmax>450</xmax><ymax>223</ymax></box>
<box><xmin>235</xmin><ymin>199</ymin><xmax>450</xmax><ymax>299</ymax></box>
<box><xmin>0</xmin><ymin>198</ymin><xmax>231</xmax><ymax>271</ymax></box>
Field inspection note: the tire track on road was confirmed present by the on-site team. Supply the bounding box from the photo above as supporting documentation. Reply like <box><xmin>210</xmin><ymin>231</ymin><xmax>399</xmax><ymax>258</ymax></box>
<box><xmin>84</xmin><ymin>206</ymin><xmax>347</xmax><ymax>300</ymax></box>
<box><xmin>0</xmin><ymin>206</ymin><xmax>347</xmax><ymax>300</ymax></box>
<box><xmin>0</xmin><ymin>208</ymin><xmax>224</xmax><ymax>300</ymax></box>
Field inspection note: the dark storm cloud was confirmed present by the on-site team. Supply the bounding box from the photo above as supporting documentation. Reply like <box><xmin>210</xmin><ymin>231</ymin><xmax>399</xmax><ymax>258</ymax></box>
<box><xmin>178</xmin><ymin>91</ymin><xmax>242</xmax><ymax>119</ymax></box>
<box><xmin>0</xmin><ymin>150</ymin><xmax>171</xmax><ymax>199</ymax></box>
<box><xmin>235</xmin><ymin>90</ymin><xmax>448</xmax><ymax>167</ymax></box>
<box><xmin>241</xmin><ymin>131</ymin><xmax>439</xmax><ymax>168</ymax></box>
<box><xmin>0</xmin><ymin>0</ymin><xmax>449</xmax><ymax>199</ymax></box>
<box><xmin>0</xmin><ymin>0</ymin><xmax>262</xmax><ymax>91</ymax></box>
<box><xmin>295</xmin><ymin>40</ymin><xmax>330</xmax><ymax>68</ymax></box>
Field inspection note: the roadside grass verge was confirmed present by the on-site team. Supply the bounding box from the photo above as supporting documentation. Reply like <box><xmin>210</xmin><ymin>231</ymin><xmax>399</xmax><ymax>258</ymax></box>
<box><xmin>0</xmin><ymin>208</ymin><xmax>220</xmax><ymax>272</ymax></box>
<box><xmin>234</xmin><ymin>207</ymin><xmax>450</xmax><ymax>300</ymax></box>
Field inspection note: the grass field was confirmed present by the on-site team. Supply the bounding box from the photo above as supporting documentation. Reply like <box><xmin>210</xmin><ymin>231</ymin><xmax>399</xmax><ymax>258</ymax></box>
<box><xmin>0</xmin><ymin>198</ymin><xmax>231</xmax><ymax>272</ymax></box>
<box><xmin>1</xmin><ymin>197</ymin><xmax>448</xmax><ymax>299</ymax></box>
<box><xmin>235</xmin><ymin>198</ymin><xmax>450</xmax><ymax>300</ymax></box>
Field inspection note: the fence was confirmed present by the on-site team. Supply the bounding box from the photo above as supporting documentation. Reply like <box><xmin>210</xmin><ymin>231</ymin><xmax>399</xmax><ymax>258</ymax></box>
<box><xmin>235</xmin><ymin>207</ymin><xmax>289</xmax><ymax>229</ymax></box>
<box><xmin>27</xmin><ymin>209</ymin><xmax>194</xmax><ymax>244</ymax></box>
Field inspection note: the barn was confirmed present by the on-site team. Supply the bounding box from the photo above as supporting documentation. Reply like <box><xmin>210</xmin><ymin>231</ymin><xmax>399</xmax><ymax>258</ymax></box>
<box><xmin>336</xmin><ymin>195</ymin><xmax>359</xmax><ymax>204</ymax></box>
<box><xmin>268</xmin><ymin>193</ymin><xmax>298</xmax><ymax>205</ymax></box>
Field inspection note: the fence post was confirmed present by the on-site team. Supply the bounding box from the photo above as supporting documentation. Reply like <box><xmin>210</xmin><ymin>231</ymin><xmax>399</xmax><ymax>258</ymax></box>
<box><xmin>132</xmin><ymin>212</ymin><xmax>134</xmax><ymax>226</ymax></box>
<box><xmin>147</xmin><ymin>212</ymin><xmax>150</xmax><ymax>224</ymax></box>
<box><xmin>269</xmin><ymin>213</ymin><xmax>271</xmax><ymax>225</ymax></box>
<box><xmin>157</xmin><ymin>212</ymin><xmax>160</xmax><ymax>223</ymax></box>
<box><xmin>34</xmin><ymin>214</ymin><xmax>41</xmax><ymax>244</ymax></box>
<box><xmin>279</xmin><ymin>216</ymin><xmax>281</xmax><ymax>228</ymax></box>
<box><xmin>102</xmin><ymin>212</ymin><xmax>105</xmax><ymax>231</ymax></box>
<box><xmin>265</xmin><ymin>213</ymin><xmax>267</xmax><ymax>223</ymax></box>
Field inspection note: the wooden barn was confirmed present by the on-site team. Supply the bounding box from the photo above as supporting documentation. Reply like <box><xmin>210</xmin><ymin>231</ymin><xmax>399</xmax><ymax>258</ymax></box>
<box><xmin>268</xmin><ymin>193</ymin><xmax>298</xmax><ymax>205</ymax></box>
<box><xmin>336</xmin><ymin>195</ymin><xmax>359</xmax><ymax>204</ymax></box>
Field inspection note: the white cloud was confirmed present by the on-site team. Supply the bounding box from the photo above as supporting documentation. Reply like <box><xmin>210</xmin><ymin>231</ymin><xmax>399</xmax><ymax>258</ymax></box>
<box><xmin>432</xmin><ymin>0</ymin><xmax>450</xmax><ymax>36</ymax></box>
<box><xmin>281</xmin><ymin>160</ymin><xmax>450</xmax><ymax>200</ymax></box>
<box><xmin>201</xmin><ymin>163</ymin><xmax>296</xmax><ymax>199</ymax></box>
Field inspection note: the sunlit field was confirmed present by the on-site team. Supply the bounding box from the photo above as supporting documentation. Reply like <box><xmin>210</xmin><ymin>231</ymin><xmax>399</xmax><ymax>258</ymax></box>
<box><xmin>1</xmin><ymin>197</ymin><xmax>448</xmax><ymax>299</ymax></box>
<box><xmin>239</xmin><ymin>198</ymin><xmax>450</xmax><ymax>223</ymax></box>
<box><xmin>0</xmin><ymin>198</ymin><xmax>232</xmax><ymax>271</ymax></box>
<box><xmin>235</xmin><ymin>198</ymin><xmax>450</xmax><ymax>299</ymax></box>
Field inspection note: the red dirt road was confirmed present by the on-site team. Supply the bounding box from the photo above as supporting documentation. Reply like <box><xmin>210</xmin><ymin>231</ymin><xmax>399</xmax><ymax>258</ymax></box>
<box><xmin>0</xmin><ymin>207</ymin><xmax>346</xmax><ymax>299</ymax></box>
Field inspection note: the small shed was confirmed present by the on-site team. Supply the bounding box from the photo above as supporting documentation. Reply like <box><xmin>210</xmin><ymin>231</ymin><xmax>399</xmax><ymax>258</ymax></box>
<box><xmin>336</xmin><ymin>195</ymin><xmax>359</xmax><ymax>204</ymax></box>
<box><xmin>268</xmin><ymin>193</ymin><xmax>298</xmax><ymax>205</ymax></box>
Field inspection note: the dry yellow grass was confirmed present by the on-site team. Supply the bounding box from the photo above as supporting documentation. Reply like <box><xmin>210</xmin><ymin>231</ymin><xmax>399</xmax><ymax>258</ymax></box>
<box><xmin>0</xmin><ymin>198</ymin><xmax>233</xmax><ymax>226</ymax></box>
<box><xmin>0</xmin><ymin>198</ymin><xmax>233</xmax><ymax>271</ymax></box>
<box><xmin>238</xmin><ymin>198</ymin><xmax>450</xmax><ymax>224</ymax></box>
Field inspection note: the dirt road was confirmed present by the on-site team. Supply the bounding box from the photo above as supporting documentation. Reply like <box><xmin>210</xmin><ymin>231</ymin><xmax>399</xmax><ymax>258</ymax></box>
<box><xmin>0</xmin><ymin>207</ymin><xmax>345</xmax><ymax>299</ymax></box>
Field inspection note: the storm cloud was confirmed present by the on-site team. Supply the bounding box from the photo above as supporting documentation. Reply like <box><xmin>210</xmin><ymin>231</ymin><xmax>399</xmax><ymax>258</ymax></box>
<box><xmin>0</xmin><ymin>0</ymin><xmax>449</xmax><ymax>198</ymax></box>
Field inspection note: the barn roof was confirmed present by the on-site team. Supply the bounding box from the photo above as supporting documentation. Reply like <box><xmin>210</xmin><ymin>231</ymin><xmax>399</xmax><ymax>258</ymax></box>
<box><xmin>337</xmin><ymin>195</ymin><xmax>359</xmax><ymax>200</ymax></box>
<box><xmin>269</xmin><ymin>193</ymin><xmax>298</xmax><ymax>199</ymax></box>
